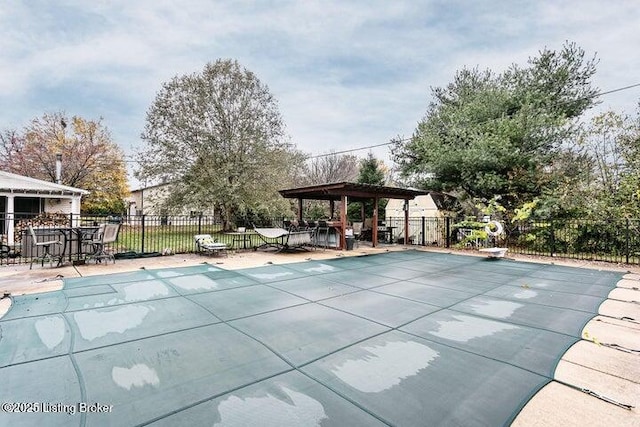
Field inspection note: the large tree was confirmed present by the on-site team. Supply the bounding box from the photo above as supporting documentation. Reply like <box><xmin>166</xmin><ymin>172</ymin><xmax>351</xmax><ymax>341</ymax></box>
<box><xmin>303</xmin><ymin>153</ymin><xmax>359</xmax><ymax>185</ymax></box>
<box><xmin>137</xmin><ymin>59</ymin><xmax>304</xmax><ymax>228</ymax></box>
<box><xmin>573</xmin><ymin>109</ymin><xmax>640</xmax><ymax>218</ymax></box>
<box><xmin>348</xmin><ymin>153</ymin><xmax>387</xmax><ymax>221</ymax></box>
<box><xmin>297</xmin><ymin>153</ymin><xmax>359</xmax><ymax>219</ymax></box>
<box><xmin>394</xmin><ymin>42</ymin><xmax>599</xmax><ymax>214</ymax></box>
<box><xmin>357</xmin><ymin>153</ymin><xmax>386</xmax><ymax>186</ymax></box>
<box><xmin>0</xmin><ymin>112</ymin><xmax>129</xmax><ymax>213</ymax></box>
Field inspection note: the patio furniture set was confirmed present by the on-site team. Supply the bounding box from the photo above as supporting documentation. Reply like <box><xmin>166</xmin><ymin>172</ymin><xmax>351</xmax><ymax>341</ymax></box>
<box><xmin>25</xmin><ymin>223</ymin><xmax>121</xmax><ymax>269</ymax></box>
<box><xmin>192</xmin><ymin>218</ymin><xmax>399</xmax><ymax>258</ymax></box>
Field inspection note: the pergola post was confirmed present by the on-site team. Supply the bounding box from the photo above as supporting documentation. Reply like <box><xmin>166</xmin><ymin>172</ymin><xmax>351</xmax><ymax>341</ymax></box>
<box><xmin>297</xmin><ymin>198</ymin><xmax>303</xmax><ymax>222</ymax></box>
<box><xmin>404</xmin><ymin>199</ymin><xmax>410</xmax><ymax>246</ymax></box>
<box><xmin>372</xmin><ymin>196</ymin><xmax>379</xmax><ymax>247</ymax></box>
<box><xmin>340</xmin><ymin>195</ymin><xmax>347</xmax><ymax>249</ymax></box>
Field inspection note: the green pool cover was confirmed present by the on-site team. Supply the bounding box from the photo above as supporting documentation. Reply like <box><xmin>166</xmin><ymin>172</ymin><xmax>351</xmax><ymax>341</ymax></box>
<box><xmin>0</xmin><ymin>250</ymin><xmax>622</xmax><ymax>426</ymax></box>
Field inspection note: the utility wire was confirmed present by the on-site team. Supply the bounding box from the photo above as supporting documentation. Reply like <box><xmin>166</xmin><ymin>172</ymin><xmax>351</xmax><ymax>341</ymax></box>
<box><xmin>307</xmin><ymin>141</ymin><xmax>408</xmax><ymax>159</ymax></box>
<box><xmin>305</xmin><ymin>81</ymin><xmax>640</xmax><ymax>160</ymax></box>
<box><xmin>594</xmin><ymin>82</ymin><xmax>640</xmax><ymax>98</ymax></box>
<box><xmin>117</xmin><ymin>81</ymin><xmax>640</xmax><ymax>163</ymax></box>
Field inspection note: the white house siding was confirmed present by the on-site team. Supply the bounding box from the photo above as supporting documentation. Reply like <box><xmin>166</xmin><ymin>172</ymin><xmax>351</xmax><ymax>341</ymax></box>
<box><xmin>0</xmin><ymin>171</ymin><xmax>87</xmax><ymax>245</ymax></box>
<box><xmin>128</xmin><ymin>183</ymin><xmax>216</xmax><ymax>225</ymax></box>
<box><xmin>43</xmin><ymin>197</ymin><xmax>75</xmax><ymax>215</ymax></box>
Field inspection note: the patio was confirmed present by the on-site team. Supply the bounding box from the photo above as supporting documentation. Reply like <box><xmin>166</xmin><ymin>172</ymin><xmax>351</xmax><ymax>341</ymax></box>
<box><xmin>0</xmin><ymin>247</ymin><xmax>638</xmax><ymax>426</ymax></box>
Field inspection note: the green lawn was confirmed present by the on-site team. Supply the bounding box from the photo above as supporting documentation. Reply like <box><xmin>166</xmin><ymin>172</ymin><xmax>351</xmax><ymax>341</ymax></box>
<box><xmin>113</xmin><ymin>224</ymin><xmax>267</xmax><ymax>253</ymax></box>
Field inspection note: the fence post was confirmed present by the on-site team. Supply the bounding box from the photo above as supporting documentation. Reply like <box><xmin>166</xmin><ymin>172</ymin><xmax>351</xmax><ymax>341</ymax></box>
<box><xmin>198</xmin><ymin>214</ymin><xmax>202</xmax><ymax>235</ymax></box>
<box><xmin>626</xmin><ymin>218</ymin><xmax>630</xmax><ymax>264</ymax></box>
<box><xmin>549</xmin><ymin>220</ymin><xmax>555</xmax><ymax>257</ymax></box>
<box><xmin>141</xmin><ymin>214</ymin><xmax>146</xmax><ymax>254</ymax></box>
<box><xmin>445</xmin><ymin>217</ymin><xmax>451</xmax><ymax>248</ymax></box>
<box><xmin>421</xmin><ymin>217</ymin><xmax>426</xmax><ymax>246</ymax></box>
<box><xmin>68</xmin><ymin>212</ymin><xmax>74</xmax><ymax>263</ymax></box>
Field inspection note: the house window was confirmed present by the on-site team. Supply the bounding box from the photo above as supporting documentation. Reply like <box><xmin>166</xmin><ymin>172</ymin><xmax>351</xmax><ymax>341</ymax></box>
<box><xmin>190</xmin><ymin>211</ymin><xmax>203</xmax><ymax>218</ymax></box>
<box><xmin>14</xmin><ymin>197</ymin><xmax>41</xmax><ymax>218</ymax></box>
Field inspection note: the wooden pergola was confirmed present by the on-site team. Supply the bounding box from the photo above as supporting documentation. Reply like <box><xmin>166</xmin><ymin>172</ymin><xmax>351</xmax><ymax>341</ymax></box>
<box><xmin>279</xmin><ymin>182</ymin><xmax>429</xmax><ymax>248</ymax></box>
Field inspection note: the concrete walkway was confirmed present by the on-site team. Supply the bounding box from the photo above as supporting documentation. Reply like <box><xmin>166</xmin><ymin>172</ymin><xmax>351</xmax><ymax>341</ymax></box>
<box><xmin>513</xmin><ymin>270</ymin><xmax>640</xmax><ymax>426</ymax></box>
<box><xmin>1</xmin><ymin>246</ymin><xmax>639</xmax><ymax>426</ymax></box>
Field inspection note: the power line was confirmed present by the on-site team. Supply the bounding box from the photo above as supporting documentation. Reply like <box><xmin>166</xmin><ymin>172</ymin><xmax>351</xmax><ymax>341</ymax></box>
<box><xmin>306</xmin><ymin>81</ymin><xmax>640</xmax><ymax>160</ymax></box>
<box><xmin>117</xmin><ymin>81</ymin><xmax>640</xmax><ymax>163</ymax></box>
<box><xmin>307</xmin><ymin>140</ymin><xmax>408</xmax><ymax>159</ymax></box>
<box><xmin>595</xmin><ymin>82</ymin><xmax>640</xmax><ymax>98</ymax></box>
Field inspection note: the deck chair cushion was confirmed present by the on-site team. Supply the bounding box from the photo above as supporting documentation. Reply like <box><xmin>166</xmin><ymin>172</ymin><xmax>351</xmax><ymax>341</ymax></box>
<box><xmin>194</xmin><ymin>234</ymin><xmax>227</xmax><ymax>256</ymax></box>
<box><xmin>196</xmin><ymin>235</ymin><xmax>216</xmax><ymax>246</ymax></box>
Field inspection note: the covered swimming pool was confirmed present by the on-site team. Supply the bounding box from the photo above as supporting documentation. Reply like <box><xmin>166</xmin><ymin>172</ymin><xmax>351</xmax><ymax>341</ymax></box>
<box><xmin>0</xmin><ymin>250</ymin><xmax>622</xmax><ymax>426</ymax></box>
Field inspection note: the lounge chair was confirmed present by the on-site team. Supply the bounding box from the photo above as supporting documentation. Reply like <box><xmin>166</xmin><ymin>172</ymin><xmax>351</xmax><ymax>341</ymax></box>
<box><xmin>194</xmin><ymin>234</ymin><xmax>228</xmax><ymax>257</ymax></box>
<box><xmin>253</xmin><ymin>226</ymin><xmax>312</xmax><ymax>252</ymax></box>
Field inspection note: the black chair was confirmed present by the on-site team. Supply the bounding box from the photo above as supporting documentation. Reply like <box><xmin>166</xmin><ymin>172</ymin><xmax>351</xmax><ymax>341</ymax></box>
<box><xmin>28</xmin><ymin>226</ymin><xmax>63</xmax><ymax>269</ymax></box>
<box><xmin>0</xmin><ymin>244</ymin><xmax>11</xmax><ymax>265</ymax></box>
<box><xmin>316</xmin><ymin>220</ymin><xmax>330</xmax><ymax>249</ymax></box>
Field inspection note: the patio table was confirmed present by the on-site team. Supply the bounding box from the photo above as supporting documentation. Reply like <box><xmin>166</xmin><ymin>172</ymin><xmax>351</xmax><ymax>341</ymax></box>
<box><xmin>225</xmin><ymin>231</ymin><xmax>253</xmax><ymax>249</ymax></box>
<box><xmin>55</xmin><ymin>226</ymin><xmax>100</xmax><ymax>264</ymax></box>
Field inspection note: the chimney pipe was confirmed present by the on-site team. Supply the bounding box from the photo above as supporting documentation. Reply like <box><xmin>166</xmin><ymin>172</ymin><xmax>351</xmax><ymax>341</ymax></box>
<box><xmin>56</xmin><ymin>153</ymin><xmax>62</xmax><ymax>184</ymax></box>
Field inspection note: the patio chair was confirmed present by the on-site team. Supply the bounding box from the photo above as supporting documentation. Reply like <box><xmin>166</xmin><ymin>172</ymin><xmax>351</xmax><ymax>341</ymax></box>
<box><xmin>194</xmin><ymin>234</ymin><xmax>228</xmax><ymax>257</ymax></box>
<box><xmin>0</xmin><ymin>244</ymin><xmax>12</xmax><ymax>266</ymax></box>
<box><xmin>287</xmin><ymin>219</ymin><xmax>300</xmax><ymax>232</ymax></box>
<box><xmin>360</xmin><ymin>218</ymin><xmax>373</xmax><ymax>241</ymax></box>
<box><xmin>87</xmin><ymin>223</ymin><xmax>120</xmax><ymax>264</ymax></box>
<box><xmin>352</xmin><ymin>222</ymin><xmax>363</xmax><ymax>248</ymax></box>
<box><xmin>28</xmin><ymin>226</ymin><xmax>63</xmax><ymax>270</ymax></box>
<box><xmin>315</xmin><ymin>220</ymin><xmax>330</xmax><ymax>249</ymax></box>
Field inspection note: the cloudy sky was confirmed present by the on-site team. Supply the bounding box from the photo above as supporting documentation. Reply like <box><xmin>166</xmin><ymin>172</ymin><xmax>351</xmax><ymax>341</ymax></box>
<box><xmin>1</xmin><ymin>1</ymin><xmax>639</xmax><ymax>187</ymax></box>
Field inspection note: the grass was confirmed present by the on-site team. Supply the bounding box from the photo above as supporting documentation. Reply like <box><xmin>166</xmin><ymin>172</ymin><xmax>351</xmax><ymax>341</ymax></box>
<box><xmin>114</xmin><ymin>224</ymin><xmax>266</xmax><ymax>253</ymax></box>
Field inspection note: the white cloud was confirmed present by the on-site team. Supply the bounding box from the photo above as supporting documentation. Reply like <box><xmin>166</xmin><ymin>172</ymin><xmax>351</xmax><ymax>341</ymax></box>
<box><xmin>1</xmin><ymin>0</ymin><xmax>639</xmax><ymax>185</ymax></box>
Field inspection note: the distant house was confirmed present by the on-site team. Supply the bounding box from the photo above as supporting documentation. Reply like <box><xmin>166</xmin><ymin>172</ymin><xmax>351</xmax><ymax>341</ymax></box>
<box><xmin>128</xmin><ymin>182</ymin><xmax>215</xmax><ymax>224</ymax></box>
<box><xmin>385</xmin><ymin>192</ymin><xmax>458</xmax><ymax>244</ymax></box>
<box><xmin>0</xmin><ymin>170</ymin><xmax>89</xmax><ymax>245</ymax></box>
<box><xmin>128</xmin><ymin>182</ymin><xmax>171</xmax><ymax>216</ymax></box>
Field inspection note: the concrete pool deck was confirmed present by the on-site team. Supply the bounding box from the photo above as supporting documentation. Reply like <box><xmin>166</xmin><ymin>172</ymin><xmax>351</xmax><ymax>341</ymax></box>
<box><xmin>1</xmin><ymin>246</ymin><xmax>639</xmax><ymax>426</ymax></box>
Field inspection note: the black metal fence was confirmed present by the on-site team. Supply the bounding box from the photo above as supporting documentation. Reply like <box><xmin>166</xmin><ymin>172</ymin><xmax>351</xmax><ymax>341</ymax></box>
<box><xmin>2</xmin><ymin>213</ymin><xmax>639</xmax><ymax>266</ymax></box>
<box><xmin>0</xmin><ymin>213</ymin><xmax>283</xmax><ymax>265</ymax></box>
<box><xmin>386</xmin><ymin>216</ymin><xmax>640</xmax><ymax>265</ymax></box>
<box><xmin>504</xmin><ymin>218</ymin><xmax>640</xmax><ymax>264</ymax></box>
